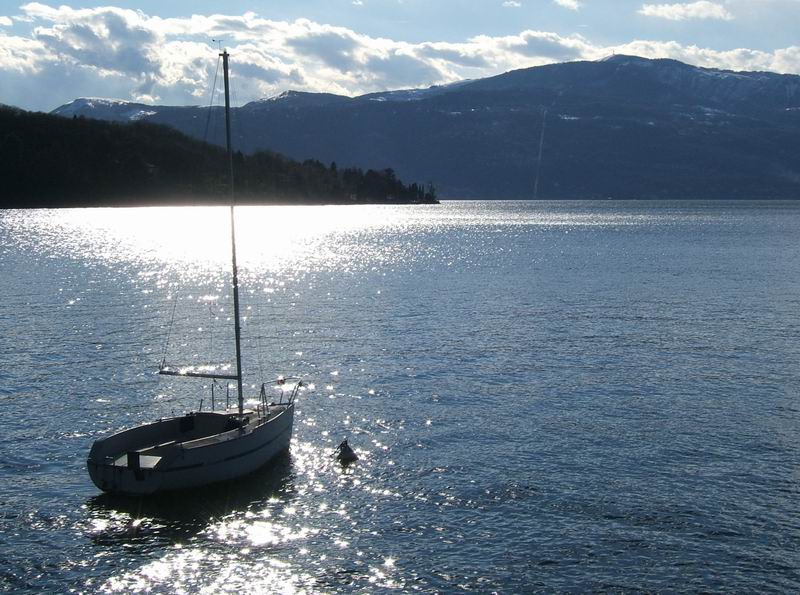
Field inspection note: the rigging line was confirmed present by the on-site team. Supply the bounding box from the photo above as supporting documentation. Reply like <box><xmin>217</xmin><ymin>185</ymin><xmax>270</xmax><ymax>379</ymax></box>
<box><xmin>203</xmin><ymin>56</ymin><xmax>222</xmax><ymax>145</ymax></box>
<box><xmin>230</xmin><ymin>62</ymin><xmax>238</xmax><ymax>132</ymax></box>
<box><xmin>160</xmin><ymin>292</ymin><xmax>179</xmax><ymax>366</ymax></box>
<box><xmin>208</xmin><ymin>302</ymin><xmax>216</xmax><ymax>359</ymax></box>
<box><xmin>532</xmin><ymin>107</ymin><xmax>547</xmax><ymax>201</ymax></box>
<box><xmin>261</xmin><ymin>282</ymin><xmax>283</xmax><ymax>384</ymax></box>
<box><xmin>253</xmin><ymin>307</ymin><xmax>265</xmax><ymax>386</ymax></box>
<box><xmin>532</xmin><ymin>88</ymin><xmax>565</xmax><ymax>201</ymax></box>
<box><xmin>229</xmin><ymin>62</ymin><xmax>241</xmax><ymax>175</ymax></box>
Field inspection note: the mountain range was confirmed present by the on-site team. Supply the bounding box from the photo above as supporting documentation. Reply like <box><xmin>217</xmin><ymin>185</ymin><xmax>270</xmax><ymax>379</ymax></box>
<box><xmin>52</xmin><ymin>55</ymin><xmax>800</xmax><ymax>200</ymax></box>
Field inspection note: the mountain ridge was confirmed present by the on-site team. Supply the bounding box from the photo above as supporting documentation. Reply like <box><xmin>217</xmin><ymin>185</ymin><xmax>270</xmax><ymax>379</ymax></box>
<box><xmin>52</xmin><ymin>55</ymin><xmax>800</xmax><ymax>199</ymax></box>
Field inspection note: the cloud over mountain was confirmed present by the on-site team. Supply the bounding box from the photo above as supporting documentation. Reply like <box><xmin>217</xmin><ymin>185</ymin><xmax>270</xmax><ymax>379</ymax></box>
<box><xmin>0</xmin><ymin>2</ymin><xmax>798</xmax><ymax>111</ymax></box>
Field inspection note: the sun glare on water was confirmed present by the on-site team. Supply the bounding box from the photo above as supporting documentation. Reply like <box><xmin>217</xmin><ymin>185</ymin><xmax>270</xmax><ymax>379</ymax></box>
<box><xmin>13</xmin><ymin>204</ymin><xmax>451</xmax><ymax>279</ymax></box>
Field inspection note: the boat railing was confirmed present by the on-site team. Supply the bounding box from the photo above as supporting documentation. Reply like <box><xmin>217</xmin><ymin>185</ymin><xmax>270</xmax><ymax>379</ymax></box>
<box><xmin>208</xmin><ymin>379</ymin><xmax>233</xmax><ymax>412</ymax></box>
<box><xmin>259</xmin><ymin>376</ymin><xmax>304</xmax><ymax>411</ymax></box>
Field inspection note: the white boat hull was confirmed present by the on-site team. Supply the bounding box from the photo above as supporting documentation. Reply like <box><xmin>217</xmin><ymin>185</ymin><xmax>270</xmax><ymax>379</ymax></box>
<box><xmin>87</xmin><ymin>404</ymin><xmax>294</xmax><ymax>495</ymax></box>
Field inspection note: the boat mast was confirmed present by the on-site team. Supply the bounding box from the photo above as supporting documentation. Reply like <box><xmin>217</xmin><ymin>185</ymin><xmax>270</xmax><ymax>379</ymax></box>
<box><xmin>221</xmin><ymin>49</ymin><xmax>244</xmax><ymax>416</ymax></box>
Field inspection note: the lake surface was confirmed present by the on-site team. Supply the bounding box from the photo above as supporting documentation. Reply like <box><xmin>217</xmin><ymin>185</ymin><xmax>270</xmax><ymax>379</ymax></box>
<box><xmin>1</xmin><ymin>200</ymin><xmax>799</xmax><ymax>593</ymax></box>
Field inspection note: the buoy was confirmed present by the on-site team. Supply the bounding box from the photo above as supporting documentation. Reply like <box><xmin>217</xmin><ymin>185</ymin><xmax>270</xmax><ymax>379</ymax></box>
<box><xmin>334</xmin><ymin>438</ymin><xmax>358</xmax><ymax>464</ymax></box>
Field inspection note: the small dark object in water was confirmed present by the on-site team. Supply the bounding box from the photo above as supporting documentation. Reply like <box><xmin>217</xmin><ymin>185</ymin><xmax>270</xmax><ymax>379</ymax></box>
<box><xmin>334</xmin><ymin>439</ymin><xmax>358</xmax><ymax>464</ymax></box>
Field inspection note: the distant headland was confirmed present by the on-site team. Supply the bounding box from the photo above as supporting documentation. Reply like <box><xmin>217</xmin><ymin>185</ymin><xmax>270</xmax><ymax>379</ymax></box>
<box><xmin>0</xmin><ymin>106</ymin><xmax>438</xmax><ymax>208</ymax></box>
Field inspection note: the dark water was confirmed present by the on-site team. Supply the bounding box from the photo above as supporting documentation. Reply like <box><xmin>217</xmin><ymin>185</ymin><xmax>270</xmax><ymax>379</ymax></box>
<box><xmin>1</xmin><ymin>201</ymin><xmax>799</xmax><ymax>593</ymax></box>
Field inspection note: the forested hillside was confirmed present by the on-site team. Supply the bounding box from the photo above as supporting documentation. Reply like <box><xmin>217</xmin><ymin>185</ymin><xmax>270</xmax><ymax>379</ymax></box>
<box><xmin>0</xmin><ymin>107</ymin><xmax>437</xmax><ymax>207</ymax></box>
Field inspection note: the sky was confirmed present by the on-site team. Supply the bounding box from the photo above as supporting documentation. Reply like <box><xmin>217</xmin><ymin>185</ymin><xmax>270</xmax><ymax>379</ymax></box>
<box><xmin>0</xmin><ymin>0</ymin><xmax>798</xmax><ymax>111</ymax></box>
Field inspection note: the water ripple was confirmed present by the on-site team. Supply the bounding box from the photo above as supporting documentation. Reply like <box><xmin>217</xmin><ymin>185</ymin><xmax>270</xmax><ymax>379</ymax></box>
<box><xmin>1</xmin><ymin>201</ymin><xmax>799</xmax><ymax>592</ymax></box>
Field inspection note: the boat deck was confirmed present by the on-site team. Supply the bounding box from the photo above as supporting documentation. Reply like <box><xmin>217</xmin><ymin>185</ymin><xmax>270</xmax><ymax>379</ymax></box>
<box><xmin>114</xmin><ymin>453</ymin><xmax>162</xmax><ymax>469</ymax></box>
<box><xmin>101</xmin><ymin>407</ymin><xmax>291</xmax><ymax>469</ymax></box>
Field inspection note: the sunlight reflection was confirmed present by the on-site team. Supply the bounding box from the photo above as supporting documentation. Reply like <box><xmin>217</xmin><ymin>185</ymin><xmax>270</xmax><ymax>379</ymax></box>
<box><xmin>12</xmin><ymin>205</ymin><xmax>437</xmax><ymax>274</ymax></box>
<box><xmin>1</xmin><ymin>202</ymin><xmax>666</xmax><ymax>285</ymax></box>
<box><xmin>100</xmin><ymin>546</ymin><xmax>314</xmax><ymax>594</ymax></box>
<box><xmin>88</xmin><ymin>435</ymin><xmax>404</xmax><ymax>593</ymax></box>
<box><xmin>212</xmin><ymin>518</ymin><xmax>313</xmax><ymax>547</ymax></box>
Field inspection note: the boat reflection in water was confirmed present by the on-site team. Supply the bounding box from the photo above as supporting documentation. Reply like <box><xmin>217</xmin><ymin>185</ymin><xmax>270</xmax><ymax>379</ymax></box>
<box><xmin>82</xmin><ymin>451</ymin><xmax>324</xmax><ymax>592</ymax></box>
<box><xmin>85</xmin><ymin>450</ymin><xmax>295</xmax><ymax>547</ymax></box>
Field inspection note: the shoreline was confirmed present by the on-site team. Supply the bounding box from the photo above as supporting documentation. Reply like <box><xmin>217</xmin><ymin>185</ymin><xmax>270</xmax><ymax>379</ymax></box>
<box><xmin>0</xmin><ymin>197</ymin><xmax>440</xmax><ymax>209</ymax></box>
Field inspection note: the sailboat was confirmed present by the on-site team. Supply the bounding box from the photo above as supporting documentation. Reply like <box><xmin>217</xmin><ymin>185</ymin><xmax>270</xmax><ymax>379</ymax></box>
<box><xmin>87</xmin><ymin>50</ymin><xmax>302</xmax><ymax>496</ymax></box>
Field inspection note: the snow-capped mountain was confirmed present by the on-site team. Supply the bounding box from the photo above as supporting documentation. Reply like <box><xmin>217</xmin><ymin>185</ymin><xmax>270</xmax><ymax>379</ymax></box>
<box><xmin>53</xmin><ymin>97</ymin><xmax>165</xmax><ymax>122</ymax></box>
<box><xmin>52</xmin><ymin>56</ymin><xmax>800</xmax><ymax>199</ymax></box>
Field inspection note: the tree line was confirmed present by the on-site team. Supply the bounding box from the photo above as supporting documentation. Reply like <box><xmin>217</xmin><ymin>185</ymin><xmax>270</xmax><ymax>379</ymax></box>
<box><xmin>0</xmin><ymin>107</ymin><xmax>438</xmax><ymax>207</ymax></box>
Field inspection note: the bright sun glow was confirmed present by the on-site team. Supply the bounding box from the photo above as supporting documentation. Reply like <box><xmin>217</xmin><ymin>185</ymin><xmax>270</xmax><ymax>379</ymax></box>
<box><xmin>4</xmin><ymin>203</ymin><xmax>641</xmax><ymax>300</ymax></box>
<box><xmin>17</xmin><ymin>205</ymin><xmax>442</xmax><ymax>278</ymax></box>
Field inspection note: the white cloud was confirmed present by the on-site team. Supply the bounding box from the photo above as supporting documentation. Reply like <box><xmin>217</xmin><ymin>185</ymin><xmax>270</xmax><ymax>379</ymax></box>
<box><xmin>553</xmin><ymin>0</ymin><xmax>581</xmax><ymax>10</ymax></box>
<box><xmin>607</xmin><ymin>39</ymin><xmax>800</xmax><ymax>74</ymax></box>
<box><xmin>0</xmin><ymin>31</ymin><xmax>50</xmax><ymax>72</ymax></box>
<box><xmin>478</xmin><ymin>30</ymin><xmax>591</xmax><ymax>61</ymax></box>
<box><xmin>0</xmin><ymin>3</ymin><xmax>797</xmax><ymax>112</ymax></box>
<box><xmin>503</xmin><ymin>1</ymin><xmax>522</xmax><ymax>7</ymax></box>
<box><xmin>0</xmin><ymin>16</ymin><xmax>13</xmax><ymax>27</ymax></box>
<box><xmin>639</xmin><ymin>1</ymin><xmax>734</xmax><ymax>20</ymax></box>
<box><xmin>771</xmin><ymin>45</ymin><xmax>800</xmax><ymax>74</ymax></box>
